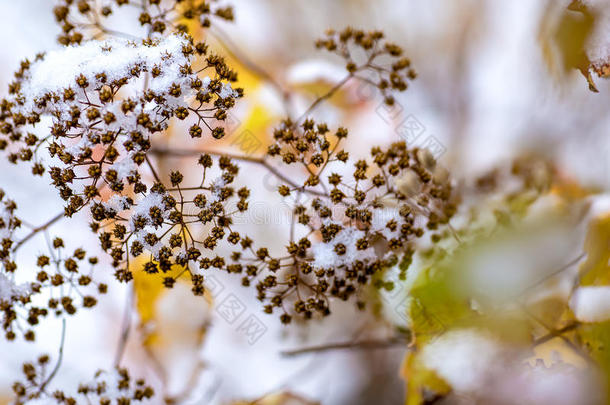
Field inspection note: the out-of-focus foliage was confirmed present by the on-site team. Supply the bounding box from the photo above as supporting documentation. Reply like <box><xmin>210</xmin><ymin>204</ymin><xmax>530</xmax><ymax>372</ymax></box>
<box><xmin>540</xmin><ymin>0</ymin><xmax>598</xmax><ymax>91</ymax></box>
<box><xmin>397</xmin><ymin>160</ymin><xmax>609</xmax><ymax>403</ymax></box>
<box><xmin>540</xmin><ymin>0</ymin><xmax>610</xmax><ymax>91</ymax></box>
<box><xmin>575</xmin><ymin>215</ymin><xmax>610</xmax><ymax>403</ymax></box>
<box><xmin>0</xmin><ymin>1</ymin><xmax>610</xmax><ymax>404</ymax></box>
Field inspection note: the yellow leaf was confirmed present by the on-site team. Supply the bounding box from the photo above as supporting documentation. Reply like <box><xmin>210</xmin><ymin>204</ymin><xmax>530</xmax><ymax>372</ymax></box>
<box><xmin>132</xmin><ymin>260</ymin><xmax>193</xmax><ymax>345</ymax></box>
<box><xmin>297</xmin><ymin>81</ymin><xmax>352</xmax><ymax>110</ymax></box>
<box><xmin>242</xmin><ymin>104</ymin><xmax>274</xmax><ymax>135</ymax></box>
<box><xmin>401</xmin><ymin>350</ymin><xmax>450</xmax><ymax>405</ymax></box>
<box><xmin>408</xmin><ymin>264</ymin><xmax>474</xmax><ymax>345</ymax></box>
<box><xmin>538</xmin><ymin>1</ymin><xmax>598</xmax><ymax>91</ymax></box>
<box><xmin>220</xmin><ymin>103</ymin><xmax>275</xmax><ymax>154</ymax></box>
<box><xmin>229</xmin><ymin>54</ymin><xmax>265</xmax><ymax>93</ymax></box>
<box><xmin>207</xmin><ymin>33</ymin><xmax>266</xmax><ymax>92</ymax></box>
<box><xmin>575</xmin><ymin>214</ymin><xmax>610</xmax><ymax>403</ymax></box>
<box><xmin>131</xmin><ymin>260</ymin><xmax>212</xmax><ymax>393</ymax></box>
<box><xmin>549</xmin><ymin>172</ymin><xmax>593</xmax><ymax>200</ymax></box>
<box><xmin>578</xmin><ymin>322</ymin><xmax>610</xmax><ymax>403</ymax></box>
<box><xmin>530</xmin><ymin>336</ymin><xmax>589</xmax><ymax>369</ymax></box>
<box><xmin>579</xmin><ymin>214</ymin><xmax>610</xmax><ymax>286</ymax></box>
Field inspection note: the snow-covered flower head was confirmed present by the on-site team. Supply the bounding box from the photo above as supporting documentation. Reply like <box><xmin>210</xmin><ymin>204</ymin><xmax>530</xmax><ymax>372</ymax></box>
<box><xmin>1</xmin><ymin>33</ymin><xmax>240</xmax><ymax>218</ymax></box>
<box><xmin>230</xmin><ymin>120</ymin><xmax>456</xmax><ymax>323</ymax></box>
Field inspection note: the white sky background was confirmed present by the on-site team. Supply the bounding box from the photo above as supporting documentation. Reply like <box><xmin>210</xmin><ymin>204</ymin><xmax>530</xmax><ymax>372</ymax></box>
<box><xmin>0</xmin><ymin>0</ymin><xmax>608</xmax><ymax>404</ymax></box>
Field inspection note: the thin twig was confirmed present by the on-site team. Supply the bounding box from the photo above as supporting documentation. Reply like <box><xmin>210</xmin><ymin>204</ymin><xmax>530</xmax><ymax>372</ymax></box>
<box><xmin>295</xmin><ymin>74</ymin><xmax>353</xmax><ymax>125</ymax></box>
<box><xmin>447</xmin><ymin>223</ymin><xmax>463</xmax><ymax>245</ymax></box>
<box><xmin>281</xmin><ymin>335</ymin><xmax>409</xmax><ymax>357</ymax></box>
<box><xmin>150</xmin><ymin>147</ymin><xmax>328</xmax><ymax>197</ymax></box>
<box><xmin>151</xmin><ymin>146</ymin><xmax>262</xmax><ymax>163</ymax></box>
<box><xmin>114</xmin><ymin>284</ymin><xmax>135</xmax><ymax>367</ymax></box>
<box><xmin>521</xmin><ymin>305</ymin><xmax>591</xmax><ymax>363</ymax></box>
<box><xmin>515</xmin><ymin>252</ymin><xmax>585</xmax><ymax>298</ymax></box>
<box><xmin>14</xmin><ymin>181</ymin><xmax>108</xmax><ymax>253</ymax></box>
<box><xmin>163</xmin><ymin>322</ymin><xmax>210</xmax><ymax>403</ymax></box>
<box><xmin>532</xmin><ymin>322</ymin><xmax>579</xmax><ymax>347</ymax></box>
<box><xmin>13</xmin><ymin>211</ymin><xmax>65</xmax><ymax>252</ymax></box>
<box><xmin>38</xmin><ymin>318</ymin><xmax>67</xmax><ymax>394</ymax></box>
<box><xmin>145</xmin><ymin>154</ymin><xmax>162</xmax><ymax>184</ymax></box>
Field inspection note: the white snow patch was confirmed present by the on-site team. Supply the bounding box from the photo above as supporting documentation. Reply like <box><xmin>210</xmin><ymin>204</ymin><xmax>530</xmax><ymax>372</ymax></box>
<box><xmin>422</xmin><ymin>328</ymin><xmax>502</xmax><ymax>392</ymax></box>
<box><xmin>570</xmin><ymin>286</ymin><xmax>610</xmax><ymax>322</ymax></box>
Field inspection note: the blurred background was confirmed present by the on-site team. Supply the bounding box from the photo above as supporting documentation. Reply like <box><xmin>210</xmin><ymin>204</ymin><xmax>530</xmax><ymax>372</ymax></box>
<box><xmin>0</xmin><ymin>0</ymin><xmax>608</xmax><ymax>404</ymax></box>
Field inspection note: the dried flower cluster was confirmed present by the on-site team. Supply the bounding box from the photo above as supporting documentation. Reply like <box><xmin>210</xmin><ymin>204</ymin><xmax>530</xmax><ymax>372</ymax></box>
<box><xmin>0</xmin><ymin>30</ymin><xmax>248</xmax><ymax>306</ymax></box>
<box><xmin>2</xmin><ymin>2</ymin><xmax>609</xmax><ymax>404</ymax></box>
<box><xmin>0</xmin><ymin>190</ymin><xmax>106</xmax><ymax>342</ymax></box>
<box><xmin>0</xmin><ymin>13</ymin><xmax>437</xmax><ymax>329</ymax></box>
<box><xmin>1</xmin><ymin>33</ymin><xmax>240</xmax><ymax>216</ymax></box>
<box><xmin>315</xmin><ymin>27</ymin><xmax>417</xmax><ymax>105</ymax></box>
<box><xmin>12</xmin><ymin>355</ymin><xmax>154</xmax><ymax>405</ymax></box>
<box><xmin>96</xmin><ymin>154</ymin><xmax>250</xmax><ymax>293</ymax></box>
<box><xmin>0</xmin><ymin>189</ymin><xmax>23</xmax><ymax>282</ymax></box>
<box><xmin>0</xmin><ymin>190</ymin><xmax>33</xmax><ymax>336</ymax></box>
<box><xmin>223</xmin><ymin>120</ymin><xmax>455</xmax><ymax>322</ymax></box>
<box><xmin>0</xmin><ymin>1</ymin><xmax>446</xmax><ymax>399</ymax></box>
<box><xmin>209</xmin><ymin>30</ymin><xmax>433</xmax><ymax>322</ymax></box>
<box><xmin>54</xmin><ymin>0</ymin><xmax>233</xmax><ymax>45</ymax></box>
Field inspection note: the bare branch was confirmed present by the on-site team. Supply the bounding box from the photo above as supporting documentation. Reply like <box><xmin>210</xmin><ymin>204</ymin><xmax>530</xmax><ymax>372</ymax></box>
<box><xmin>38</xmin><ymin>318</ymin><xmax>67</xmax><ymax>394</ymax></box>
<box><xmin>13</xmin><ymin>211</ymin><xmax>65</xmax><ymax>252</ymax></box>
<box><xmin>150</xmin><ymin>147</ymin><xmax>328</xmax><ymax>197</ymax></box>
<box><xmin>281</xmin><ymin>335</ymin><xmax>409</xmax><ymax>357</ymax></box>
